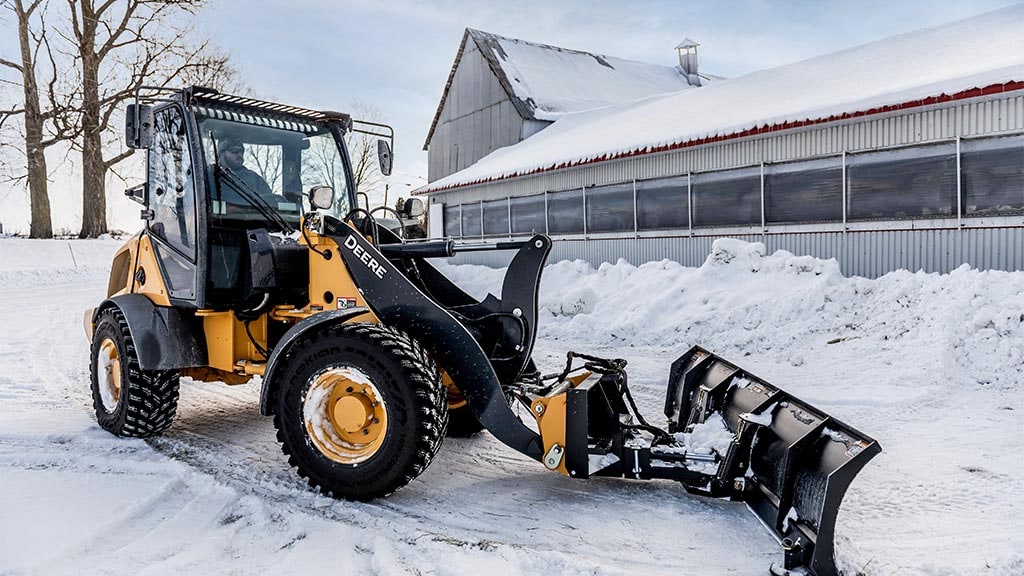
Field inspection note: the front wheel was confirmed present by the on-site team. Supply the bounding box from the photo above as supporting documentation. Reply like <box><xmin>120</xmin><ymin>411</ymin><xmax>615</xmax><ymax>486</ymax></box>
<box><xmin>273</xmin><ymin>322</ymin><xmax>448</xmax><ymax>501</ymax></box>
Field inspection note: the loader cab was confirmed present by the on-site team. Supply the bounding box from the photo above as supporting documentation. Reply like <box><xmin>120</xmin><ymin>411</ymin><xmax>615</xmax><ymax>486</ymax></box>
<box><xmin>128</xmin><ymin>87</ymin><xmax>365</xmax><ymax>312</ymax></box>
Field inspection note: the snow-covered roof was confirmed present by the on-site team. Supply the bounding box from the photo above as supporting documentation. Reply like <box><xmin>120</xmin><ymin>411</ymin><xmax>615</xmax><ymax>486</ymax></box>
<box><xmin>420</xmin><ymin>6</ymin><xmax>1024</xmax><ymax>195</ymax></box>
<box><xmin>423</xmin><ymin>29</ymin><xmax>700</xmax><ymax>149</ymax></box>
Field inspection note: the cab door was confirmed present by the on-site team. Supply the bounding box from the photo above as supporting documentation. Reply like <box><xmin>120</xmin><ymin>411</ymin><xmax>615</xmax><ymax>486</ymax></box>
<box><xmin>146</xmin><ymin>105</ymin><xmax>199</xmax><ymax>305</ymax></box>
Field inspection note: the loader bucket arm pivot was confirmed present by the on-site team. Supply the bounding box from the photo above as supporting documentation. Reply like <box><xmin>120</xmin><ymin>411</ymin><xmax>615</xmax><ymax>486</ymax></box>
<box><xmin>664</xmin><ymin>347</ymin><xmax>882</xmax><ymax>576</ymax></box>
<box><xmin>327</xmin><ymin>220</ymin><xmax>547</xmax><ymax>460</ymax></box>
<box><xmin>383</xmin><ymin>234</ymin><xmax>548</xmax><ymax>388</ymax></box>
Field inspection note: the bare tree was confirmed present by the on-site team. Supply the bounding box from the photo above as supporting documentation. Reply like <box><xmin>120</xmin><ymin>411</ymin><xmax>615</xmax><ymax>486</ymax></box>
<box><xmin>66</xmin><ymin>0</ymin><xmax>233</xmax><ymax>237</ymax></box>
<box><xmin>347</xmin><ymin>99</ymin><xmax>386</xmax><ymax>202</ymax></box>
<box><xmin>0</xmin><ymin>0</ymin><xmax>77</xmax><ymax>238</ymax></box>
<box><xmin>298</xmin><ymin>100</ymin><xmax>387</xmax><ymax>216</ymax></box>
<box><xmin>247</xmin><ymin>144</ymin><xmax>282</xmax><ymax>192</ymax></box>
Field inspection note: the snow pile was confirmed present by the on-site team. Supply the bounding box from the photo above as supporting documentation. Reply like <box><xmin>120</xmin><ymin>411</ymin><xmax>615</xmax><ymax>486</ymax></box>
<box><xmin>422</xmin><ymin>6</ymin><xmax>1024</xmax><ymax>192</ymax></box>
<box><xmin>675</xmin><ymin>413</ymin><xmax>734</xmax><ymax>457</ymax></box>
<box><xmin>440</xmin><ymin>238</ymin><xmax>1024</xmax><ymax>390</ymax></box>
<box><xmin>0</xmin><ymin>238</ymin><xmax>122</xmax><ymax>289</ymax></box>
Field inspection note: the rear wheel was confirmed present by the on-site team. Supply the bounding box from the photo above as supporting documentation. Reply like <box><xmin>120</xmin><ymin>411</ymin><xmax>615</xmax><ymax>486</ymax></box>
<box><xmin>273</xmin><ymin>322</ymin><xmax>447</xmax><ymax>500</ymax></box>
<box><xmin>89</xmin><ymin>307</ymin><xmax>180</xmax><ymax>437</ymax></box>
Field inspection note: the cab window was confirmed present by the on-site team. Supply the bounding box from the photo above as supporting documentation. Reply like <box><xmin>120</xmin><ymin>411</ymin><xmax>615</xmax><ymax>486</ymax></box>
<box><xmin>148</xmin><ymin>107</ymin><xmax>197</xmax><ymax>257</ymax></box>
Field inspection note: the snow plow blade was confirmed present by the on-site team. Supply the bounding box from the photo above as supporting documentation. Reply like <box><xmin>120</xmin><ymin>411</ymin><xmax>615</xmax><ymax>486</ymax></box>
<box><xmin>663</xmin><ymin>346</ymin><xmax>881</xmax><ymax>576</ymax></box>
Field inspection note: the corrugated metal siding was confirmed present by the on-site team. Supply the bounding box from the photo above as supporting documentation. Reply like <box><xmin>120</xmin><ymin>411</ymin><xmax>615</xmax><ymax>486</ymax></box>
<box><xmin>446</xmin><ymin>228</ymin><xmax>1024</xmax><ymax>278</ymax></box>
<box><xmin>431</xmin><ymin>93</ymin><xmax>1024</xmax><ymax>203</ymax></box>
<box><xmin>427</xmin><ymin>42</ymin><xmax>525</xmax><ymax>182</ymax></box>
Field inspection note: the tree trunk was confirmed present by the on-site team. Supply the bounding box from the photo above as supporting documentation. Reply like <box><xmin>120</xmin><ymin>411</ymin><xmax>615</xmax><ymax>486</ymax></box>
<box><xmin>78</xmin><ymin>2</ymin><xmax>106</xmax><ymax>238</ymax></box>
<box><xmin>15</xmin><ymin>0</ymin><xmax>51</xmax><ymax>239</ymax></box>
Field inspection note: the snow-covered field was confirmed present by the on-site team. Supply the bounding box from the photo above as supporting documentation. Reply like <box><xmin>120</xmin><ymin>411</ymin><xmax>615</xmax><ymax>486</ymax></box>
<box><xmin>1</xmin><ymin>237</ymin><xmax>1022</xmax><ymax>576</ymax></box>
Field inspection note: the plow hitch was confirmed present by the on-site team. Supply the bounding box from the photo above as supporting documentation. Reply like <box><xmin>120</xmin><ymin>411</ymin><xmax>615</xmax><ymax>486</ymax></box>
<box><xmin>520</xmin><ymin>346</ymin><xmax>881</xmax><ymax>576</ymax></box>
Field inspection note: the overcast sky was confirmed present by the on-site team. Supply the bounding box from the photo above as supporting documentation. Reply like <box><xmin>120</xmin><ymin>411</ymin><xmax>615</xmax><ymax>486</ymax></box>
<box><xmin>1</xmin><ymin>0</ymin><xmax>1018</xmax><ymax>233</ymax></box>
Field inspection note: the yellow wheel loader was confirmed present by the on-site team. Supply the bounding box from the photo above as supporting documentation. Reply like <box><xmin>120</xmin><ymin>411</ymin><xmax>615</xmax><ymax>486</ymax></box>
<box><xmin>85</xmin><ymin>87</ymin><xmax>880</xmax><ymax>576</ymax></box>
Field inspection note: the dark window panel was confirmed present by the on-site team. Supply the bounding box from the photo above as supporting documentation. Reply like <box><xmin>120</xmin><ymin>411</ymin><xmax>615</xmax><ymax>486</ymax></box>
<box><xmin>482</xmin><ymin>199</ymin><xmax>509</xmax><ymax>236</ymax></box>
<box><xmin>692</xmin><ymin>170</ymin><xmax>761</xmax><ymax>227</ymax></box>
<box><xmin>547</xmin><ymin>189</ymin><xmax>584</xmax><ymax>234</ymax></box>
<box><xmin>443</xmin><ymin>205</ymin><xmax>461</xmax><ymax>237</ymax></box>
<box><xmin>510</xmin><ymin>194</ymin><xmax>546</xmax><ymax>234</ymax></box>
<box><xmin>586</xmin><ymin>182</ymin><xmax>633</xmax><ymax>233</ymax></box>
<box><xmin>765</xmin><ymin>162</ymin><xmax>842</xmax><ymax>224</ymax></box>
<box><xmin>962</xmin><ymin>137</ymin><xmax>1024</xmax><ymax>217</ymax></box>
<box><xmin>637</xmin><ymin>176</ymin><xmax>688</xmax><ymax>230</ymax></box>
<box><xmin>462</xmin><ymin>202</ymin><xmax>482</xmax><ymax>236</ymax></box>
<box><xmin>847</xmin><ymin>145</ymin><xmax>956</xmax><ymax>221</ymax></box>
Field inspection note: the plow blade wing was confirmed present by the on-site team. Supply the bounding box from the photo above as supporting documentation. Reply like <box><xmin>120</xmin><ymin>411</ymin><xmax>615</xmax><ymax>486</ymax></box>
<box><xmin>664</xmin><ymin>346</ymin><xmax>881</xmax><ymax>576</ymax></box>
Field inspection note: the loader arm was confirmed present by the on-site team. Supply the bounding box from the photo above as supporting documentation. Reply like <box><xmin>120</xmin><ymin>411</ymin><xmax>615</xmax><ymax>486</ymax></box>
<box><xmin>377</xmin><ymin>227</ymin><xmax>547</xmax><ymax>389</ymax></box>
<box><xmin>325</xmin><ymin>218</ymin><xmax>548</xmax><ymax>460</ymax></box>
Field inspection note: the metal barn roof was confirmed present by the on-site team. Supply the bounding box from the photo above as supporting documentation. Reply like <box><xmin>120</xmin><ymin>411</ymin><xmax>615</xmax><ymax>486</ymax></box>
<box><xmin>419</xmin><ymin>6</ymin><xmax>1024</xmax><ymax>195</ymax></box>
<box><xmin>423</xmin><ymin>28</ymin><xmax>701</xmax><ymax>149</ymax></box>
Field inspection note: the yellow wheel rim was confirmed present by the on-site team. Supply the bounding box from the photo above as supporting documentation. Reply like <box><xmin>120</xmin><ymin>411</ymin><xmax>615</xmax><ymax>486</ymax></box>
<box><xmin>442</xmin><ymin>370</ymin><xmax>468</xmax><ymax>410</ymax></box>
<box><xmin>303</xmin><ymin>367</ymin><xmax>388</xmax><ymax>464</ymax></box>
<box><xmin>97</xmin><ymin>338</ymin><xmax>122</xmax><ymax>412</ymax></box>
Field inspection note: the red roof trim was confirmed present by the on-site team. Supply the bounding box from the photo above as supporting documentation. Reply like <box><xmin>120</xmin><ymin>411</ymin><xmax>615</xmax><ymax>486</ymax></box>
<box><xmin>418</xmin><ymin>80</ymin><xmax>1024</xmax><ymax>195</ymax></box>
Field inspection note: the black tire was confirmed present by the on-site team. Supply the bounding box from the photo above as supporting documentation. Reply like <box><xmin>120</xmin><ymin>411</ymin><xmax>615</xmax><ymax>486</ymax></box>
<box><xmin>89</xmin><ymin>307</ymin><xmax>180</xmax><ymax>437</ymax></box>
<box><xmin>273</xmin><ymin>322</ymin><xmax>448</xmax><ymax>501</ymax></box>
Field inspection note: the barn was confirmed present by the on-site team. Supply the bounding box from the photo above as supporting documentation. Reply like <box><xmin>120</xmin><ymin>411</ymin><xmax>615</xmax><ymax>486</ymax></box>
<box><xmin>418</xmin><ymin>7</ymin><xmax>1024</xmax><ymax>277</ymax></box>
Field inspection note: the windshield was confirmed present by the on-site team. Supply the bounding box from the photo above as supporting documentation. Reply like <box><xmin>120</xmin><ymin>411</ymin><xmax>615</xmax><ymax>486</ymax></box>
<box><xmin>196</xmin><ymin>113</ymin><xmax>352</xmax><ymax>231</ymax></box>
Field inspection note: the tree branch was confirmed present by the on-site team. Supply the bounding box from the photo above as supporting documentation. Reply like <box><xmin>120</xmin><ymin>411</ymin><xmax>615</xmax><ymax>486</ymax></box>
<box><xmin>103</xmin><ymin>147</ymin><xmax>133</xmax><ymax>169</ymax></box>
<box><xmin>66</xmin><ymin>0</ymin><xmax>82</xmax><ymax>43</ymax></box>
<box><xmin>0</xmin><ymin>57</ymin><xmax>24</xmax><ymax>72</ymax></box>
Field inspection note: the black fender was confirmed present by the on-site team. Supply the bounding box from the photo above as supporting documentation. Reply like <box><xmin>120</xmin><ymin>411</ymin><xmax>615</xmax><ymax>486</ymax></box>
<box><xmin>93</xmin><ymin>294</ymin><xmax>207</xmax><ymax>371</ymax></box>
<box><xmin>258</xmin><ymin>307</ymin><xmax>370</xmax><ymax>416</ymax></box>
<box><xmin>326</xmin><ymin>220</ymin><xmax>546</xmax><ymax>461</ymax></box>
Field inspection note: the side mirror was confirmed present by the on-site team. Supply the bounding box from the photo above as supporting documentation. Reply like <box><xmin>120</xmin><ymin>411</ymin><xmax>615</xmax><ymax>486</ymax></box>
<box><xmin>308</xmin><ymin>185</ymin><xmax>335</xmax><ymax>210</ymax></box>
<box><xmin>402</xmin><ymin>197</ymin><xmax>425</xmax><ymax>218</ymax></box>
<box><xmin>125</xmin><ymin>104</ymin><xmax>154</xmax><ymax>149</ymax></box>
<box><xmin>377</xmin><ymin>139</ymin><xmax>393</xmax><ymax>176</ymax></box>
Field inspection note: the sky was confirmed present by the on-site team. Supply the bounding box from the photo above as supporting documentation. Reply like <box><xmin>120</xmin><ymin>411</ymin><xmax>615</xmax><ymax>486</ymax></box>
<box><xmin>0</xmin><ymin>0</ymin><xmax>1019</xmax><ymax>234</ymax></box>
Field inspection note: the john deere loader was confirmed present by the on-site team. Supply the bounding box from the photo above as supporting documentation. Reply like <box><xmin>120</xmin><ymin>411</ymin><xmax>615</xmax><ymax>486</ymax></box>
<box><xmin>84</xmin><ymin>87</ymin><xmax>880</xmax><ymax>576</ymax></box>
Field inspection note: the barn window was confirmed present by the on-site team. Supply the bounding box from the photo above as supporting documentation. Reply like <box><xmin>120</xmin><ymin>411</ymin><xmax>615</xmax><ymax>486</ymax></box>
<box><xmin>962</xmin><ymin>135</ymin><xmax>1024</xmax><ymax>217</ymax></box>
<box><xmin>692</xmin><ymin>167</ymin><xmax>761</xmax><ymax>227</ymax></box>
<box><xmin>846</xmin><ymin>143</ymin><xmax>957</xmax><ymax>221</ymax></box>
<box><xmin>461</xmin><ymin>201</ymin><xmax>482</xmax><ymax>236</ymax></box>
<box><xmin>586</xmin><ymin>182</ymin><xmax>634</xmax><ymax>233</ymax></box>
<box><xmin>510</xmin><ymin>194</ymin><xmax>546</xmax><ymax>234</ymax></box>
<box><xmin>443</xmin><ymin>205</ymin><xmax>461</xmax><ymax>237</ymax></box>
<box><xmin>547</xmin><ymin>189</ymin><xmax>584</xmax><ymax>234</ymax></box>
<box><xmin>765</xmin><ymin>158</ymin><xmax>843</xmax><ymax>224</ymax></box>
<box><xmin>482</xmin><ymin>199</ymin><xmax>509</xmax><ymax>236</ymax></box>
<box><xmin>637</xmin><ymin>176</ymin><xmax>688</xmax><ymax>231</ymax></box>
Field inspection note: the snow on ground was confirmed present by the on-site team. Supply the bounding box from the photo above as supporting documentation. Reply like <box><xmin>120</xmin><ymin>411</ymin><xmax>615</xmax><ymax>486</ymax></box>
<box><xmin>1</xmin><ymin>237</ymin><xmax>1022</xmax><ymax>575</ymax></box>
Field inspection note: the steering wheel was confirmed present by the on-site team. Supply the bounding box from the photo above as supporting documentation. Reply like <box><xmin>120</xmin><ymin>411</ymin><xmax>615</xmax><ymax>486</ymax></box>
<box><xmin>370</xmin><ymin>206</ymin><xmax>408</xmax><ymax>241</ymax></box>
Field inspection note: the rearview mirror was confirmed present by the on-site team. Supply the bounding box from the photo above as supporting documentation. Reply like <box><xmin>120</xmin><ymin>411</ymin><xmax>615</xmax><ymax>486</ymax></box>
<box><xmin>308</xmin><ymin>185</ymin><xmax>335</xmax><ymax>210</ymax></box>
<box><xmin>125</xmin><ymin>104</ymin><xmax>154</xmax><ymax>149</ymax></box>
<box><xmin>377</xmin><ymin>139</ymin><xmax>393</xmax><ymax>176</ymax></box>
